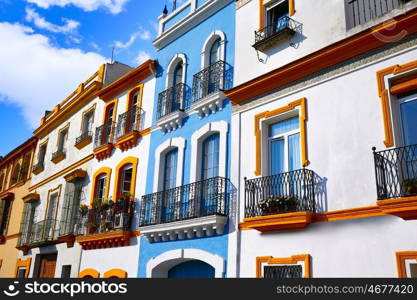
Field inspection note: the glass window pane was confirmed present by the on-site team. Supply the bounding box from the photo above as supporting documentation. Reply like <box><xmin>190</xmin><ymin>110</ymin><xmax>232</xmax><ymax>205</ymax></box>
<box><xmin>269</xmin><ymin>117</ymin><xmax>299</xmax><ymax>137</ymax></box>
<box><xmin>202</xmin><ymin>133</ymin><xmax>220</xmax><ymax>180</ymax></box>
<box><xmin>400</xmin><ymin>100</ymin><xmax>417</xmax><ymax>145</ymax></box>
<box><xmin>164</xmin><ymin>149</ymin><xmax>178</xmax><ymax>190</ymax></box>
<box><xmin>270</xmin><ymin>138</ymin><xmax>285</xmax><ymax>175</ymax></box>
<box><xmin>288</xmin><ymin>133</ymin><xmax>301</xmax><ymax>171</ymax></box>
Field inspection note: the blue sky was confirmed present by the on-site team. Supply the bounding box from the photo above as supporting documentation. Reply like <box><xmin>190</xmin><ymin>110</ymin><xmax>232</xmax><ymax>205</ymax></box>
<box><xmin>0</xmin><ymin>0</ymin><xmax>180</xmax><ymax>156</ymax></box>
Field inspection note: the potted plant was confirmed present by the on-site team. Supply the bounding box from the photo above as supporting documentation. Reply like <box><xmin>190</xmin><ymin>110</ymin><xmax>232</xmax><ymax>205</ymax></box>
<box><xmin>404</xmin><ymin>178</ymin><xmax>417</xmax><ymax>196</ymax></box>
<box><xmin>285</xmin><ymin>196</ymin><xmax>299</xmax><ymax>212</ymax></box>
<box><xmin>92</xmin><ymin>198</ymin><xmax>102</xmax><ymax>210</ymax></box>
<box><xmin>258</xmin><ymin>196</ymin><xmax>286</xmax><ymax>215</ymax></box>
<box><xmin>79</xmin><ymin>204</ymin><xmax>89</xmax><ymax>216</ymax></box>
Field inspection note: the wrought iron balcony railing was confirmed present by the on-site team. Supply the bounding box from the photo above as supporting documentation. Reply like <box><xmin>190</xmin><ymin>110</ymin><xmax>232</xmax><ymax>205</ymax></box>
<box><xmin>373</xmin><ymin>144</ymin><xmax>417</xmax><ymax>200</ymax></box>
<box><xmin>27</xmin><ymin>218</ymin><xmax>59</xmax><ymax>246</ymax></box>
<box><xmin>254</xmin><ymin>16</ymin><xmax>302</xmax><ymax>50</ymax></box>
<box><xmin>157</xmin><ymin>83</ymin><xmax>186</xmax><ymax>120</ymax></box>
<box><xmin>345</xmin><ymin>0</ymin><xmax>411</xmax><ymax>29</ymax></box>
<box><xmin>94</xmin><ymin>121</ymin><xmax>115</xmax><ymax>149</ymax></box>
<box><xmin>75</xmin><ymin>130</ymin><xmax>92</xmax><ymax>146</ymax></box>
<box><xmin>75</xmin><ymin>198</ymin><xmax>134</xmax><ymax>236</ymax></box>
<box><xmin>115</xmin><ymin>105</ymin><xmax>144</xmax><ymax>139</ymax></box>
<box><xmin>52</xmin><ymin>149</ymin><xmax>66</xmax><ymax>160</ymax></box>
<box><xmin>264</xmin><ymin>265</ymin><xmax>303</xmax><ymax>278</ymax></box>
<box><xmin>192</xmin><ymin>60</ymin><xmax>226</xmax><ymax>102</ymax></box>
<box><xmin>139</xmin><ymin>176</ymin><xmax>229</xmax><ymax>227</ymax></box>
<box><xmin>244</xmin><ymin>169</ymin><xmax>317</xmax><ymax>218</ymax></box>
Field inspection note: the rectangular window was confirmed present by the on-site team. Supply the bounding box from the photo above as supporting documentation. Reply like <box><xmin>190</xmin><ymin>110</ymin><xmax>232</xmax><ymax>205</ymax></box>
<box><xmin>18</xmin><ymin>202</ymin><xmax>37</xmax><ymax>246</ymax></box>
<box><xmin>82</xmin><ymin>110</ymin><xmax>94</xmax><ymax>134</ymax></box>
<box><xmin>0</xmin><ymin>199</ymin><xmax>12</xmax><ymax>236</ymax></box>
<box><xmin>268</xmin><ymin>116</ymin><xmax>301</xmax><ymax>175</ymax></box>
<box><xmin>38</xmin><ymin>143</ymin><xmax>47</xmax><ymax>164</ymax></box>
<box><xmin>58</xmin><ymin>129</ymin><xmax>68</xmax><ymax>152</ymax></box>
<box><xmin>265</xmin><ymin>0</ymin><xmax>289</xmax><ymax>30</ymax></box>
<box><xmin>264</xmin><ymin>265</ymin><xmax>303</xmax><ymax>278</ymax></box>
<box><xmin>61</xmin><ymin>265</ymin><xmax>71</xmax><ymax>278</ymax></box>
<box><xmin>16</xmin><ymin>267</ymin><xmax>27</xmax><ymax>278</ymax></box>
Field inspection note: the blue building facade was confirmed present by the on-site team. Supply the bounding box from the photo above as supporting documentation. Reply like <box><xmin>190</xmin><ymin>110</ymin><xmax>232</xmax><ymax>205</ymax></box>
<box><xmin>137</xmin><ymin>0</ymin><xmax>235</xmax><ymax>278</ymax></box>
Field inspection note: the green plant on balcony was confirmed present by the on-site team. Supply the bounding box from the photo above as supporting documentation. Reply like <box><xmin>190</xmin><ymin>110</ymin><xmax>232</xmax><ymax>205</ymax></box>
<box><xmin>404</xmin><ymin>178</ymin><xmax>417</xmax><ymax>196</ymax></box>
<box><xmin>79</xmin><ymin>204</ymin><xmax>89</xmax><ymax>215</ymax></box>
<box><xmin>258</xmin><ymin>195</ymin><xmax>299</xmax><ymax>215</ymax></box>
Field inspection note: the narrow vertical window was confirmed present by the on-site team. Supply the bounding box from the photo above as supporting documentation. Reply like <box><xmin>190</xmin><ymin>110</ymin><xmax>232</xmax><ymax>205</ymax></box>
<box><xmin>118</xmin><ymin>164</ymin><xmax>133</xmax><ymax>196</ymax></box>
<box><xmin>95</xmin><ymin>174</ymin><xmax>107</xmax><ymax>203</ymax></box>
<box><xmin>201</xmin><ymin>133</ymin><xmax>220</xmax><ymax>180</ymax></box>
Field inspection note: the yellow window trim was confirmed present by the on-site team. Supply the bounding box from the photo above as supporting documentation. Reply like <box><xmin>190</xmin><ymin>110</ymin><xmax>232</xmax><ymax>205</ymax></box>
<box><xmin>102</xmin><ymin>98</ymin><xmax>119</xmax><ymax>125</ymax></box>
<box><xmin>79</xmin><ymin>268</ymin><xmax>100</xmax><ymax>278</ymax></box>
<box><xmin>113</xmin><ymin>157</ymin><xmax>138</xmax><ymax>201</ymax></box>
<box><xmin>256</xmin><ymin>254</ymin><xmax>311</xmax><ymax>278</ymax></box>
<box><xmin>80</xmin><ymin>103</ymin><xmax>96</xmax><ymax>131</ymax></box>
<box><xmin>259</xmin><ymin>0</ymin><xmax>295</xmax><ymax>30</ymax></box>
<box><xmin>103</xmin><ymin>269</ymin><xmax>128</xmax><ymax>278</ymax></box>
<box><xmin>376</xmin><ymin>59</ymin><xmax>417</xmax><ymax>148</ymax></box>
<box><xmin>126</xmin><ymin>83</ymin><xmax>144</xmax><ymax>111</ymax></box>
<box><xmin>396</xmin><ymin>251</ymin><xmax>417</xmax><ymax>278</ymax></box>
<box><xmin>90</xmin><ymin>167</ymin><xmax>112</xmax><ymax>205</ymax></box>
<box><xmin>15</xmin><ymin>258</ymin><xmax>31</xmax><ymax>278</ymax></box>
<box><xmin>254</xmin><ymin>97</ymin><xmax>308</xmax><ymax>176</ymax></box>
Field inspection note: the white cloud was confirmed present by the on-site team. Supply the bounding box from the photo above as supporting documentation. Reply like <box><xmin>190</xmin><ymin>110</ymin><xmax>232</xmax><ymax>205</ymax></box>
<box><xmin>25</xmin><ymin>7</ymin><xmax>80</xmax><ymax>34</ymax></box>
<box><xmin>133</xmin><ymin>50</ymin><xmax>150</xmax><ymax>65</ymax></box>
<box><xmin>0</xmin><ymin>22</ymin><xmax>107</xmax><ymax>128</ymax></box>
<box><xmin>114</xmin><ymin>27</ymin><xmax>151</xmax><ymax>50</ymax></box>
<box><xmin>25</xmin><ymin>0</ymin><xmax>129</xmax><ymax>14</ymax></box>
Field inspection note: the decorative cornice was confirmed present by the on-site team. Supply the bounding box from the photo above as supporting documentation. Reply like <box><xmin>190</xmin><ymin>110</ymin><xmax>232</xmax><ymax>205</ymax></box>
<box><xmin>76</xmin><ymin>230</ymin><xmax>133</xmax><ymax>250</ymax></box>
<box><xmin>64</xmin><ymin>169</ymin><xmax>88</xmax><ymax>182</ymax></box>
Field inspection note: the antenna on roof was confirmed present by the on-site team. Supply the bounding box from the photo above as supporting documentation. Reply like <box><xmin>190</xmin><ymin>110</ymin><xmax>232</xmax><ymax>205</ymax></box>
<box><xmin>173</xmin><ymin>0</ymin><xmax>177</xmax><ymax>11</ymax></box>
<box><xmin>111</xmin><ymin>47</ymin><xmax>115</xmax><ymax>64</ymax></box>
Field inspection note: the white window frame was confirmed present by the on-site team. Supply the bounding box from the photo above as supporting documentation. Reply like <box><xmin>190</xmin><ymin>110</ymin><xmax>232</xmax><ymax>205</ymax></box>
<box><xmin>201</xmin><ymin>30</ymin><xmax>226</xmax><ymax>69</ymax></box>
<box><xmin>165</xmin><ymin>53</ymin><xmax>187</xmax><ymax>89</ymax></box>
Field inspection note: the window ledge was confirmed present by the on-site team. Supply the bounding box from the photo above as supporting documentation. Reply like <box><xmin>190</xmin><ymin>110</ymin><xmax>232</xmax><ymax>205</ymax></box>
<box><xmin>76</xmin><ymin>230</ymin><xmax>133</xmax><ymax>250</ymax></box>
<box><xmin>191</xmin><ymin>90</ymin><xmax>225</xmax><ymax>119</ymax></box>
<box><xmin>51</xmin><ymin>153</ymin><xmax>66</xmax><ymax>164</ymax></box>
<box><xmin>93</xmin><ymin>143</ymin><xmax>114</xmax><ymax>161</ymax></box>
<box><xmin>75</xmin><ymin>136</ymin><xmax>92</xmax><ymax>150</ymax></box>
<box><xmin>156</xmin><ymin>110</ymin><xmax>186</xmax><ymax>133</ymax></box>
<box><xmin>377</xmin><ymin>196</ymin><xmax>417</xmax><ymax>220</ymax></box>
<box><xmin>115</xmin><ymin>131</ymin><xmax>141</xmax><ymax>152</ymax></box>
<box><xmin>239</xmin><ymin>211</ymin><xmax>315</xmax><ymax>232</ymax></box>
<box><xmin>139</xmin><ymin>215</ymin><xmax>228</xmax><ymax>243</ymax></box>
<box><xmin>32</xmin><ymin>165</ymin><xmax>44</xmax><ymax>175</ymax></box>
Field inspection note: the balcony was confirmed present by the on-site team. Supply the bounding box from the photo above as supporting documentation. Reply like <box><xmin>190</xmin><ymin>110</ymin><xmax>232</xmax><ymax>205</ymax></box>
<box><xmin>75</xmin><ymin>198</ymin><xmax>134</xmax><ymax>250</ymax></box>
<box><xmin>373</xmin><ymin>144</ymin><xmax>417</xmax><ymax>220</ymax></box>
<box><xmin>253</xmin><ymin>16</ymin><xmax>302</xmax><ymax>52</ymax></box>
<box><xmin>93</xmin><ymin>121</ymin><xmax>115</xmax><ymax>161</ymax></box>
<box><xmin>51</xmin><ymin>149</ymin><xmax>66</xmax><ymax>164</ymax></box>
<box><xmin>75</xmin><ymin>131</ymin><xmax>93</xmax><ymax>150</ymax></box>
<box><xmin>139</xmin><ymin>176</ymin><xmax>229</xmax><ymax>242</ymax></box>
<box><xmin>32</xmin><ymin>161</ymin><xmax>44</xmax><ymax>175</ymax></box>
<box><xmin>156</xmin><ymin>83</ymin><xmax>186</xmax><ymax>133</ymax></box>
<box><xmin>345</xmin><ymin>0</ymin><xmax>412</xmax><ymax>29</ymax></box>
<box><xmin>191</xmin><ymin>60</ymin><xmax>227</xmax><ymax>118</ymax></box>
<box><xmin>114</xmin><ymin>106</ymin><xmax>144</xmax><ymax>151</ymax></box>
<box><xmin>242</xmin><ymin>169</ymin><xmax>317</xmax><ymax>232</ymax></box>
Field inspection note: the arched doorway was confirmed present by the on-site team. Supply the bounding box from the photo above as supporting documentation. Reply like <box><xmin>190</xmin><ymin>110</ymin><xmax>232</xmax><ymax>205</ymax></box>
<box><xmin>168</xmin><ymin>260</ymin><xmax>215</xmax><ymax>278</ymax></box>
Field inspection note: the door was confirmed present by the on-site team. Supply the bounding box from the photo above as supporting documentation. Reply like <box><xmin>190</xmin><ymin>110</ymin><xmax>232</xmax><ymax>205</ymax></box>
<box><xmin>201</xmin><ymin>133</ymin><xmax>220</xmax><ymax>215</ymax></box>
<box><xmin>168</xmin><ymin>260</ymin><xmax>215</xmax><ymax>278</ymax></box>
<box><xmin>38</xmin><ymin>253</ymin><xmax>57</xmax><ymax>278</ymax></box>
<box><xmin>162</xmin><ymin>148</ymin><xmax>178</xmax><ymax>222</ymax></box>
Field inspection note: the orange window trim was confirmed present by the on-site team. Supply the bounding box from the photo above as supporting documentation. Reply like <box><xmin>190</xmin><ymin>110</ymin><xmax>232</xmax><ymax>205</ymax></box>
<box><xmin>254</xmin><ymin>97</ymin><xmax>308</xmax><ymax>176</ymax></box>
<box><xmin>256</xmin><ymin>254</ymin><xmax>310</xmax><ymax>278</ymax></box>
<box><xmin>90</xmin><ymin>167</ymin><xmax>112</xmax><ymax>205</ymax></box>
<box><xmin>104</xmin><ymin>269</ymin><xmax>127</xmax><ymax>278</ymax></box>
<box><xmin>376</xmin><ymin>59</ymin><xmax>417</xmax><ymax>147</ymax></box>
<box><xmin>259</xmin><ymin>0</ymin><xmax>295</xmax><ymax>30</ymax></box>
<box><xmin>126</xmin><ymin>83</ymin><xmax>144</xmax><ymax>111</ymax></box>
<box><xmin>102</xmin><ymin>99</ymin><xmax>118</xmax><ymax>125</ymax></box>
<box><xmin>113</xmin><ymin>157</ymin><xmax>138</xmax><ymax>201</ymax></box>
<box><xmin>15</xmin><ymin>258</ymin><xmax>31</xmax><ymax>278</ymax></box>
<box><xmin>396</xmin><ymin>251</ymin><xmax>417</xmax><ymax>278</ymax></box>
<box><xmin>79</xmin><ymin>268</ymin><xmax>100</xmax><ymax>278</ymax></box>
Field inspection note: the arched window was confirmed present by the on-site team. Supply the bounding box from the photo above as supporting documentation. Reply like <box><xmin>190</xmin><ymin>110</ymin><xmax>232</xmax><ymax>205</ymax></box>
<box><xmin>104</xmin><ymin>103</ymin><xmax>115</xmax><ymax>124</ymax></box>
<box><xmin>209</xmin><ymin>38</ymin><xmax>221</xmax><ymax>66</ymax></box>
<box><xmin>95</xmin><ymin>173</ymin><xmax>107</xmax><ymax>203</ymax></box>
<box><xmin>173</xmin><ymin>63</ymin><xmax>183</xmax><ymax>87</ymax></box>
<box><xmin>201</xmin><ymin>133</ymin><xmax>220</xmax><ymax>180</ymax></box>
<box><xmin>10</xmin><ymin>163</ymin><xmax>20</xmax><ymax>186</ymax></box>
<box><xmin>118</xmin><ymin>164</ymin><xmax>133</xmax><ymax>197</ymax></box>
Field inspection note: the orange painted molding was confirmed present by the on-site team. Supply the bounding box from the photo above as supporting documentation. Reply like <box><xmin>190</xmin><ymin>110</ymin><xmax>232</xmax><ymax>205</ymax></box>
<box><xmin>226</xmin><ymin>8</ymin><xmax>417</xmax><ymax>105</ymax></box>
<box><xmin>376</xmin><ymin>196</ymin><xmax>417</xmax><ymax>220</ymax></box>
<box><xmin>240</xmin><ymin>205</ymin><xmax>386</xmax><ymax>232</ymax></box>
<box><xmin>376</xmin><ymin>60</ymin><xmax>417</xmax><ymax>147</ymax></box>
<box><xmin>104</xmin><ymin>269</ymin><xmax>128</xmax><ymax>278</ymax></box>
<box><xmin>390</xmin><ymin>77</ymin><xmax>417</xmax><ymax>95</ymax></box>
<box><xmin>115</xmin><ymin>131</ymin><xmax>141</xmax><ymax>152</ymax></box>
<box><xmin>22</xmin><ymin>193</ymin><xmax>40</xmax><ymax>203</ymax></box>
<box><xmin>76</xmin><ymin>230</ymin><xmax>133</xmax><ymax>250</ymax></box>
<box><xmin>64</xmin><ymin>169</ymin><xmax>87</xmax><ymax>183</ymax></box>
<box><xmin>240</xmin><ymin>211</ymin><xmax>314</xmax><ymax>232</ymax></box>
<box><xmin>256</xmin><ymin>254</ymin><xmax>310</xmax><ymax>278</ymax></box>
<box><xmin>75</xmin><ymin>136</ymin><xmax>92</xmax><ymax>150</ymax></box>
<box><xmin>98</xmin><ymin>60</ymin><xmax>156</xmax><ymax>101</ymax></box>
<box><xmin>79</xmin><ymin>268</ymin><xmax>100</xmax><ymax>278</ymax></box>
<box><xmin>253</xmin><ymin>97</ymin><xmax>308</xmax><ymax>176</ymax></box>
<box><xmin>94</xmin><ymin>144</ymin><xmax>114</xmax><ymax>161</ymax></box>
<box><xmin>396</xmin><ymin>251</ymin><xmax>417</xmax><ymax>278</ymax></box>
<box><xmin>14</xmin><ymin>258</ymin><xmax>31</xmax><ymax>278</ymax></box>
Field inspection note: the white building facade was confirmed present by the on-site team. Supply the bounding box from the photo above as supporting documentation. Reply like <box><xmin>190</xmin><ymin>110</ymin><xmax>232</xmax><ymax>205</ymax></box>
<box><xmin>227</xmin><ymin>0</ymin><xmax>417</xmax><ymax>278</ymax></box>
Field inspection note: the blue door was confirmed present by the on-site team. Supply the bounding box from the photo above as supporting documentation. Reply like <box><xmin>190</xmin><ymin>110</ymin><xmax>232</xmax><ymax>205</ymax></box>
<box><xmin>163</xmin><ymin>148</ymin><xmax>178</xmax><ymax>222</ymax></box>
<box><xmin>168</xmin><ymin>260</ymin><xmax>215</xmax><ymax>278</ymax></box>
